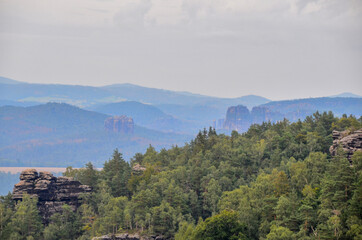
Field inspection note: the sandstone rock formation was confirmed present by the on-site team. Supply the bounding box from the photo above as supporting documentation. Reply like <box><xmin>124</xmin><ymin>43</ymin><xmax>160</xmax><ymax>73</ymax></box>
<box><xmin>329</xmin><ymin>129</ymin><xmax>362</xmax><ymax>161</ymax></box>
<box><xmin>223</xmin><ymin>105</ymin><xmax>251</xmax><ymax>132</ymax></box>
<box><xmin>105</xmin><ymin>116</ymin><xmax>134</xmax><ymax>134</ymax></box>
<box><xmin>251</xmin><ymin>106</ymin><xmax>283</xmax><ymax>125</ymax></box>
<box><xmin>92</xmin><ymin>233</ymin><xmax>166</xmax><ymax>240</ymax></box>
<box><xmin>132</xmin><ymin>164</ymin><xmax>146</xmax><ymax>175</ymax></box>
<box><xmin>223</xmin><ymin>105</ymin><xmax>287</xmax><ymax>132</ymax></box>
<box><xmin>13</xmin><ymin>169</ymin><xmax>91</xmax><ymax>223</ymax></box>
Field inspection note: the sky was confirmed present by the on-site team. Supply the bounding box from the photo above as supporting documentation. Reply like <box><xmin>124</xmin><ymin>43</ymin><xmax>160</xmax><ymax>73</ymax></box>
<box><xmin>0</xmin><ymin>0</ymin><xmax>361</xmax><ymax>100</ymax></box>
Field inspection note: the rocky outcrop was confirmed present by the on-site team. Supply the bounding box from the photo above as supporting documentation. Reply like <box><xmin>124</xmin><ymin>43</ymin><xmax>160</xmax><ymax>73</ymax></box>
<box><xmin>329</xmin><ymin>129</ymin><xmax>362</xmax><ymax>161</ymax></box>
<box><xmin>132</xmin><ymin>164</ymin><xmax>146</xmax><ymax>175</ymax></box>
<box><xmin>92</xmin><ymin>233</ymin><xmax>166</xmax><ymax>240</ymax></box>
<box><xmin>223</xmin><ymin>105</ymin><xmax>251</xmax><ymax>132</ymax></box>
<box><xmin>251</xmin><ymin>106</ymin><xmax>284</xmax><ymax>125</ymax></box>
<box><xmin>105</xmin><ymin>116</ymin><xmax>134</xmax><ymax>134</ymax></box>
<box><xmin>13</xmin><ymin>169</ymin><xmax>91</xmax><ymax>223</ymax></box>
<box><xmin>223</xmin><ymin>105</ymin><xmax>292</xmax><ymax>132</ymax></box>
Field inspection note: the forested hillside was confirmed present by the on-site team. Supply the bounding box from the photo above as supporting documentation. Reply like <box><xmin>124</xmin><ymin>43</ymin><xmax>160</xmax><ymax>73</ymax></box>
<box><xmin>88</xmin><ymin>101</ymin><xmax>195</xmax><ymax>134</ymax></box>
<box><xmin>0</xmin><ymin>103</ymin><xmax>192</xmax><ymax>166</ymax></box>
<box><xmin>1</xmin><ymin>112</ymin><xmax>361</xmax><ymax>239</ymax></box>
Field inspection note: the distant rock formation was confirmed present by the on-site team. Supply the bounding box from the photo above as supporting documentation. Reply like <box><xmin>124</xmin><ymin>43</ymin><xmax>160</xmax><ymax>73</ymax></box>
<box><xmin>223</xmin><ymin>105</ymin><xmax>286</xmax><ymax>132</ymax></box>
<box><xmin>92</xmin><ymin>233</ymin><xmax>166</xmax><ymax>240</ymax></box>
<box><xmin>213</xmin><ymin>119</ymin><xmax>225</xmax><ymax>130</ymax></box>
<box><xmin>251</xmin><ymin>106</ymin><xmax>284</xmax><ymax>125</ymax></box>
<box><xmin>105</xmin><ymin>116</ymin><xmax>134</xmax><ymax>134</ymax></box>
<box><xmin>223</xmin><ymin>105</ymin><xmax>251</xmax><ymax>132</ymax></box>
<box><xmin>13</xmin><ymin>169</ymin><xmax>91</xmax><ymax>223</ymax></box>
<box><xmin>329</xmin><ymin>129</ymin><xmax>362</xmax><ymax>161</ymax></box>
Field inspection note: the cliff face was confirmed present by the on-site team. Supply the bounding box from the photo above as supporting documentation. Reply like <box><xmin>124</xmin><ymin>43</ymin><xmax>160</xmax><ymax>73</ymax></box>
<box><xmin>251</xmin><ymin>106</ymin><xmax>284</xmax><ymax>125</ymax></box>
<box><xmin>223</xmin><ymin>105</ymin><xmax>251</xmax><ymax>132</ymax></box>
<box><xmin>223</xmin><ymin>105</ymin><xmax>285</xmax><ymax>132</ymax></box>
<box><xmin>329</xmin><ymin>129</ymin><xmax>362</xmax><ymax>161</ymax></box>
<box><xmin>223</xmin><ymin>105</ymin><xmax>292</xmax><ymax>132</ymax></box>
<box><xmin>13</xmin><ymin>169</ymin><xmax>91</xmax><ymax>223</ymax></box>
<box><xmin>104</xmin><ymin>116</ymin><xmax>134</xmax><ymax>134</ymax></box>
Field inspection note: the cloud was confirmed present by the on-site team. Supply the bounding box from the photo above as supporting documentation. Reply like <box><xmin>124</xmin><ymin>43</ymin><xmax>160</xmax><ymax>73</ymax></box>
<box><xmin>113</xmin><ymin>0</ymin><xmax>151</xmax><ymax>28</ymax></box>
<box><xmin>0</xmin><ymin>0</ymin><xmax>361</xmax><ymax>99</ymax></box>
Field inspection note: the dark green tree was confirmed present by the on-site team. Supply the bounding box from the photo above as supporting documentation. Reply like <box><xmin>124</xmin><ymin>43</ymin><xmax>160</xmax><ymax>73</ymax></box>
<box><xmin>43</xmin><ymin>204</ymin><xmax>82</xmax><ymax>240</ymax></box>
<box><xmin>103</xmin><ymin>149</ymin><xmax>131</xmax><ymax>197</ymax></box>
<box><xmin>192</xmin><ymin>210</ymin><xmax>248</xmax><ymax>240</ymax></box>
<box><xmin>8</xmin><ymin>194</ymin><xmax>43</xmax><ymax>240</ymax></box>
<box><xmin>0</xmin><ymin>193</ymin><xmax>13</xmax><ymax>239</ymax></box>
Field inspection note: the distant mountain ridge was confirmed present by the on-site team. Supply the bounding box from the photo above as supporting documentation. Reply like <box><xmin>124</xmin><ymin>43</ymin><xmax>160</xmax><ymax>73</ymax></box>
<box><xmin>223</xmin><ymin>97</ymin><xmax>362</xmax><ymax>132</ymax></box>
<box><xmin>1</xmin><ymin>76</ymin><xmax>361</xmax><ymax>167</ymax></box>
<box><xmin>0</xmin><ymin>103</ymin><xmax>192</xmax><ymax>167</ymax></box>
<box><xmin>0</xmin><ymin>77</ymin><xmax>270</xmax><ymax>108</ymax></box>
<box><xmin>260</xmin><ymin>97</ymin><xmax>362</xmax><ymax>118</ymax></box>
<box><xmin>0</xmin><ymin>76</ymin><xmax>22</xmax><ymax>84</ymax></box>
<box><xmin>0</xmin><ymin>76</ymin><xmax>270</xmax><ymax>134</ymax></box>
<box><xmin>330</xmin><ymin>92</ymin><xmax>361</xmax><ymax>98</ymax></box>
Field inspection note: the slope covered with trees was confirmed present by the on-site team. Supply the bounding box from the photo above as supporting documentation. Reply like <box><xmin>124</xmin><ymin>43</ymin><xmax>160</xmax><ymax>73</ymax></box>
<box><xmin>0</xmin><ymin>103</ymin><xmax>192</xmax><ymax>167</ymax></box>
<box><xmin>0</xmin><ymin>112</ymin><xmax>361</xmax><ymax>239</ymax></box>
<box><xmin>88</xmin><ymin>101</ymin><xmax>194</xmax><ymax>134</ymax></box>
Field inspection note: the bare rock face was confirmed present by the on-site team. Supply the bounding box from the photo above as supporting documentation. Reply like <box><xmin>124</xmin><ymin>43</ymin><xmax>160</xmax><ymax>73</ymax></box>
<box><xmin>92</xmin><ymin>234</ymin><xmax>166</xmax><ymax>240</ymax></box>
<box><xmin>13</xmin><ymin>169</ymin><xmax>91</xmax><ymax>223</ymax></box>
<box><xmin>223</xmin><ymin>105</ymin><xmax>286</xmax><ymax>132</ymax></box>
<box><xmin>105</xmin><ymin>116</ymin><xmax>134</xmax><ymax>134</ymax></box>
<box><xmin>132</xmin><ymin>164</ymin><xmax>146</xmax><ymax>176</ymax></box>
<box><xmin>251</xmin><ymin>106</ymin><xmax>284</xmax><ymax>125</ymax></box>
<box><xmin>223</xmin><ymin>105</ymin><xmax>251</xmax><ymax>132</ymax></box>
<box><xmin>329</xmin><ymin>129</ymin><xmax>362</xmax><ymax>161</ymax></box>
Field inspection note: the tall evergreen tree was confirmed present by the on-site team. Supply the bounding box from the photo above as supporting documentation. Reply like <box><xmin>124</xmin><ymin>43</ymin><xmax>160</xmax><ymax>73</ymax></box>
<box><xmin>103</xmin><ymin>149</ymin><xmax>131</xmax><ymax>197</ymax></box>
<box><xmin>43</xmin><ymin>204</ymin><xmax>82</xmax><ymax>240</ymax></box>
<box><xmin>8</xmin><ymin>194</ymin><xmax>43</xmax><ymax>240</ymax></box>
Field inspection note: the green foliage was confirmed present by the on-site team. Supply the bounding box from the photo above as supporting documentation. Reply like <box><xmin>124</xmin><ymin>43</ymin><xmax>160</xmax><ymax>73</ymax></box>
<box><xmin>0</xmin><ymin>193</ymin><xmax>14</xmax><ymax>239</ymax></box>
<box><xmin>93</xmin><ymin>196</ymin><xmax>128</xmax><ymax>235</ymax></box>
<box><xmin>151</xmin><ymin>201</ymin><xmax>177</xmax><ymax>237</ymax></box>
<box><xmin>8</xmin><ymin>194</ymin><xmax>43</xmax><ymax>240</ymax></box>
<box><xmin>174</xmin><ymin>221</ymin><xmax>195</xmax><ymax>240</ymax></box>
<box><xmin>192</xmin><ymin>210</ymin><xmax>248</xmax><ymax>240</ymax></box>
<box><xmin>43</xmin><ymin>204</ymin><xmax>82</xmax><ymax>240</ymax></box>
<box><xmin>103</xmin><ymin>149</ymin><xmax>131</xmax><ymax>197</ymax></box>
<box><xmin>63</xmin><ymin>162</ymin><xmax>98</xmax><ymax>189</ymax></box>
<box><xmin>2</xmin><ymin>111</ymin><xmax>361</xmax><ymax>239</ymax></box>
<box><xmin>266</xmin><ymin>224</ymin><xmax>294</xmax><ymax>240</ymax></box>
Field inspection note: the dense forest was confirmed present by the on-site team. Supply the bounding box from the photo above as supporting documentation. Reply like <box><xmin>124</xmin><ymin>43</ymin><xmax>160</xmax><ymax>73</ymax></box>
<box><xmin>0</xmin><ymin>112</ymin><xmax>361</xmax><ymax>240</ymax></box>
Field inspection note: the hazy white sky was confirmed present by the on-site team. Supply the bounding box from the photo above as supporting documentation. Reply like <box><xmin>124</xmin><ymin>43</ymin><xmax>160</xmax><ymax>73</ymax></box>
<box><xmin>0</xmin><ymin>0</ymin><xmax>361</xmax><ymax>100</ymax></box>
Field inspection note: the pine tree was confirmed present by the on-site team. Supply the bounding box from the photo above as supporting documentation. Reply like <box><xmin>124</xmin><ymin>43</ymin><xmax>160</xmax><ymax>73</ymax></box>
<box><xmin>0</xmin><ymin>194</ymin><xmax>13</xmax><ymax>239</ymax></box>
<box><xmin>43</xmin><ymin>204</ymin><xmax>82</xmax><ymax>240</ymax></box>
<box><xmin>103</xmin><ymin>149</ymin><xmax>131</xmax><ymax>197</ymax></box>
<box><xmin>8</xmin><ymin>194</ymin><xmax>43</xmax><ymax>240</ymax></box>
